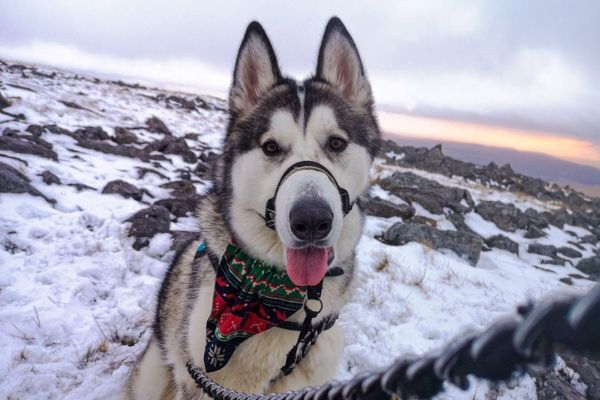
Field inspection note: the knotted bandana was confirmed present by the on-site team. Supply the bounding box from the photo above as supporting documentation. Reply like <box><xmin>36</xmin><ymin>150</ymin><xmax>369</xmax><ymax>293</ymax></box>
<box><xmin>204</xmin><ymin>241</ymin><xmax>307</xmax><ymax>372</ymax></box>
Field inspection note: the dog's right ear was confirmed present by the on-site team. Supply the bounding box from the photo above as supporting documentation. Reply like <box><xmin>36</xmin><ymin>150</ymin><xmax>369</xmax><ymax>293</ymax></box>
<box><xmin>229</xmin><ymin>21</ymin><xmax>282</xmax><ymax>116</ymax></box>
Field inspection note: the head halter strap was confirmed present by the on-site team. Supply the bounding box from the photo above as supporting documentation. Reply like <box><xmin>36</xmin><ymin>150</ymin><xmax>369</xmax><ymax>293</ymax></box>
<box><xmin>264</xmin><ymin>160</ymin><xmax>353</xmax><ymax>230</ymax></box>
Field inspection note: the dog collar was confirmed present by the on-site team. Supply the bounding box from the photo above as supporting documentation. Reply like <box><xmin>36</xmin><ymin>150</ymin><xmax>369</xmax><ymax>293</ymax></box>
<box><xmin>264</xmin><ymin>160</ymin><xmax>353</xmax><ymax>230</ymax></box>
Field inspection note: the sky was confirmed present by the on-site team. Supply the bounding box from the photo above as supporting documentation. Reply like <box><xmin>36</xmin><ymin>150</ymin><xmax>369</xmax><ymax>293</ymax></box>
<box><xmin>1</xmin><ymin>0</ymin><xmax>599</xmax><ymax>168</ymax></box>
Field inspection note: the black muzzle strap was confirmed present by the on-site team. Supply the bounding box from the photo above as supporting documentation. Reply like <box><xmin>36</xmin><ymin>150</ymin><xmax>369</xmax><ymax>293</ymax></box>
<box><xmin>264</xmin><ymin>160</ymin><xmax>353</xmax><ymax>230</ymax></box>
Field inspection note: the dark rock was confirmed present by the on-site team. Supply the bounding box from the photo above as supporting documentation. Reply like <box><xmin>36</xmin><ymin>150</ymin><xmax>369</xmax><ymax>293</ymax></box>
<box><xmin>144</xmin><ymin>137</ymin><xmax>197</xmax><ymax>163</ymax></box>
<box><xmin>126</xmin><ymin>205</ymin><xmax>171</xmax><ymax>239</ymax></box>
<box><xmin>78</xmin><ymin>140</ymin><xmax>142</xmax><ymax>159</ymax></box>
<box><xmin>528</xmin><ymin>243</ymin><xmax>558</xmax><ymax>258</ymax></box>
<box><xmin>0</xmin><ymin>130</ymin><xmax>58</xmax><ymax>161</ymax></box>
<box><xmin>523</xmin><ymin>208</ymin><xmax>549</xmax><ymax>229</ymax></box>
<box><xmin>575</xmin><ymin>257</ymin><xmax>600</xmax><ymax>281</ymax></box>
<box><xmin>541</xmin><ymin>258</ymin><xmax>567</xmax><ymax>266</ymax></box>
<box><xmin>359</xmin><ymin>196</ymin><xmax>415</xmax><ymax>219</ymax></box>
<box><xmin>137</xmin><ymin>167</ymin><xmax>168</xmax><ymax>180</ymax></box>
<box><xmin>475</xmin><ymin>201</ymin><xmax>526</xmax><ymax>232</ymax></box>
<box><xmin>557</xmin><ymin>246</ymin><xmax>583</xmax><ymax>259</ymax></box>
<box><xmin>545</xmin><ymin>348</ymin><xmax>600</xmax><ymax>400</ymax></box>
<box><xmin>0</xmin><ymin>161</ymin><xmax>55</xmax><ymax>203</ymax></box>
<box><xmin>485</xmin><ymin>234</ymin><xmax>519</xmax><ymax>255</ymax></box>
<box><xmin>39</xmin><ymin>170</ymin><xmax>61</xmax><ymax>185</ymax></box>
<box><xmin>145</xmin><ymin>116</ymin><xmax>172</xmax><ymax>135</ymax></box>
<box><xmin>379</xmin><ymin>172</ymin><xmax>474</xmax><ymax>214</ymax></box>
<box><xmin>26</xmin><ymin>124</ymin><xmax>44</xmax><ymax>136</ymax></box>
<box><xmin>44</xmin><ymin>124</ymin><xmax>73</xmax><ymax>136</ymax></box>
<box><xmin>0</xmin><ymin>92</ymin><xmax>10</xmax><ymax>109</ymax></box>
<box><xmin>155</xmin><ymin>198</ymin><xmax>196</xmax><ymax>218</ymax></box>
<box><xmin>447</xmin><ymin>213</ymin><xmax>480</xmax><ymax>237</ymax></box>
<box><xmin>102</xmin><ymin>180</ymin><xmax>145</xmax><ymax>201</ymax></box>
<box><xmin>74</xmin><ymin>126</ymin><xmax>109</xmax><ymax>141</ymax></box>
<box><xmin>409</xmin><ymin>215</ymin><xmax>437</xmax><ymax>227</ymax></box>
<box><xmin>160</xmin><ymin>180</ymin><xmax>197</xmax><ymax>197</ymax></box>
<box><xmin>193</xmin><ymin>161</ymin><xmax>211</xmax><ymax>178</ymax></box>
<box><xmin>524</xmin><ymin>225</ymin><xmax>546</xmax><ymax>239</ymax></box>
<box><xmin>559</xmin><ymin>277</ymin><xmax>573</xmax><ymax>285</ymax></box>
<box><xmin>381</xmin><ymin>223</ymin><xmax>483</xmax><ymax>265</ymax></box>
<box><xmin>581</xmin><ymin>234</ymin><xmax>598</xmax><ymax>245</ymax></box>
<box><xmin>112</xmin><ymin>127</ymin><xmax>139</xmax><ymax>145</ymax></box>
<box><xmin>67</xmin><ymin>183</ymin><xmax>95</xmax><ymax>192</ymax></box>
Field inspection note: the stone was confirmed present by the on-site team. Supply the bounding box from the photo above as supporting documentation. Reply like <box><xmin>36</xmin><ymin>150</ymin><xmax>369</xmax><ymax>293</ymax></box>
<box><xmin>0</xmin><ymin>161</ymin><xmax>55</xmax><ymax>203</ymax></box>
<box><xmin>144</xmin><ymin>137</ymin><xmax>197</xmax><ymax>163</ymax></box>
<box><xmin>126</xmin><ymin>205</ymin><xmax>171</xmax><ymax>239</ymax></box>
<box><xmin>160</xmin><ymin>180</ymin><xmax>197</xmax><ymax>198</ymax></box>
<box><xmin>113</xmin><ymin>127</ymin><xmax>139</xmax><ymax>145</ymax></box>
<box><xmin>527</xmin><ymin>243</ymin><xmax>558</xmax><ymax>258</ymax></box>
<box><xmin>381</xmin><ymin>223</ymin><xmax>483</xmax><ymax>266</ymax></box>
<box><xmin>154</xmin><ymin>198</ymin><xmax>197</xmax><ymax>218</ymax></box>
<box><xmin>102</xmin><ymin>180</ymin><xmax>144</xmax><ymax>201</ymax></box>
<box><xmin>475</xmin><ymin>201</ymin><xmax>527</xmax><ymax>232</ymax></box>
<box><xmin>557</xmin><ymin>246</ymin><xmax>583</xmax><ymax>259</ymax></box>
<box><xmin>145</xmin><ymin>116</ymin><xmax>172</xmax><ymax>135</ymax></box>
<box><xmin>74</xmin><ymin>126</ymin><xmax>110</xmax><ymax>141</ymax></box>
<box><xmin>524</xmin><ymin>225</ymin><xmax>546</xmax><ymax>239</ymax></box>
<box><xmin>0</xmin><ymin>130</ymin><xmax>58</xmax><ymax>161</ymax></box>
<box><xmin>484</xmin><ymin>234</ymin><xmax>519</xmax><ymax>255</ymax></box>
<box><xmin>575</xmin><ymin>257</ymin><xmax>600</xmax><ymax>281</ymax></box>
<box><xmin>359</xmin><ymin>196</ymin><xmax>415</xmax><ymax>219</ymax></box>
<box><xmin>39</xmin><ymin>170</ymin><xmax>61</xmax><ymax>185</ymax></box>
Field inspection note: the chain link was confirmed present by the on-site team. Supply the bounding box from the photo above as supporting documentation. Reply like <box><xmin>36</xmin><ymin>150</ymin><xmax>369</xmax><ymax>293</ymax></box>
<box><xmin>187</xmin><ymin>284</ymin><xmax>600</xmax><ymax>400</ymax></box>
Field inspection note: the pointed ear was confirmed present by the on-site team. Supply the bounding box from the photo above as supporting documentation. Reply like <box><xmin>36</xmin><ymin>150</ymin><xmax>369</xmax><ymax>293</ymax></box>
<box><xmin>316</xmin><ymin>17</ymin><xmax>373</xmax><ymax>108</ymax></box>
<box><xmin>229</xmin><ymin>21</ymin><xmax>282</xmax><ymax>116</ymax></box>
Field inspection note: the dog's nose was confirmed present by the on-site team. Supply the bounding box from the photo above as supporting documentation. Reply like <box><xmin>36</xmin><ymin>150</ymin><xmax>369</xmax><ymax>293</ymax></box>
<box><xmin>289</xmin><ymin>199</ymin><xmax>333</xmax><ymax>241</ymax></box>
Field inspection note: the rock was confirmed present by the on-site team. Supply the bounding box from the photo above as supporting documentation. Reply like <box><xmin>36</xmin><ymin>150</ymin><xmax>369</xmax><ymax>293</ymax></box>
<box><xmin>580</xmin><ymin>234</ymin><xmax>598</xmax><ymax>245</ymax></box>
<box><xmin>475</xmin><ymin>201</ymin><xmax>526</xmax><ymax>232</ymax></box>
<box><xmin>102</xmin><ymin>180</ymin><xmax>144</xmax><ymax>201</ymax></box>
<box><xmin>160</xmin><ymin>180</ymin><xmax>197</xmax><ymax>197</ymax></box>
<box><xmin>44</xmin><ymin>124</ymin><xmax>73</xmax><ymax>136</ymax></box>
<box><xmin>126</xmin><ymin>205</ymin><xmax>171</xmax><ymax>242</ymax></box>
<box><xmin>409</xmin><ymin>215</ymin><xmax>437</xmax><ymax>227</ymax></box>
<box><xmin>524</xmin><ymin>225</ymin><xmax>546</xmax><ymax>239</ymax></box>
<box><xmin>485</xmin><ymin>234</ymin><xmax>519</xmax><ymax>255</ymax></box>
<box><xmin>0</xmin><ymin>129</ymin><xmax>58</xmax><ymax>161</ymax></box>
<box><xmin>559</xmin><ymin>277</ymin><xmax>573</xmax><ymax>285</ymax></box>
<box><xmin>0</xmin><ymin>161</ymin><xmax>55</xmax><ymax>203</ymax></box>
<box><xmin>379</xmin><ymin>172</ymin><xmax>474</xmax><ymax>214</ymax></box>
<box><xmin>447</xmin><ymin>213</ymin><xmax>480</xmax><ymax>237</ymax></box>
<box><xmin>381</xmin><ymin>223</ymin><xmax>483</xmax><ymax>266</ymax></box>
<box><xmin>0</xmin><ymin>92</ymin><xmax>10</xmax><ymax>109</ymax></box>
<box><xmin>557</xmin><ymin>247</ymin><xmax>583</xmax><ymax>259</ymax></box>
<box><xmin>170</xmin><ymin>230</ymin><xmax>201</xmax><ymax>254</ymax></box>
<box><xmin>26</xmin><ymin>124</ymin><xmax>44</xmax><ymax>136</ymax></box>
<box><xmin>574</xmin><ymin>257</ymin><xmax>600</xmax><ymax>281</ymax></box>
<box><xmin>528</xmin><ymin>243</ymin><xmax>558</xmax><ymax>258</ymax></box>
<box><xmin>523</xmin><ymin>208</ymin><xmax>549</xmax><ymax>229</ymax></box>
<box><xmin>74</xmin><ymin>126</ymin><xmax>110</xmax><ymax>141</ymax></box>
<box><xmin>556</xmin><ymin>348</ymin><xmax>600</xmax><ymax>399</ymax></box>
<box><xmin>144</xmin><ymin>137</ymin><xmax>197</xmax><ymax>163</ymax></box>
<box><xmin>359</xmin><ymin>196</ymin><xmax>415</xmax><ymax>219</ymax></box>
<box><xmin>39</xmin><ymin>170</ymin><xmax>61</xmax><ymax>185</ymax></box>
<box><xmin>145</xmin><ymin>116</ymin><xmax>172</xmax><ymax>135</ymax></box>
<box><xmin>154</xmin><ymin>198</ymin><xmax>196</xmax><ymax>218</ymax></box>
<box><xmin>78</xmin><ymin>140</ymin><xmax>142</xmax><ymax>159</ymax></box>
<box><xmin>112</xmin><ymin>127</ymin><xmax>139</xmax><ymax>145</ymax></box>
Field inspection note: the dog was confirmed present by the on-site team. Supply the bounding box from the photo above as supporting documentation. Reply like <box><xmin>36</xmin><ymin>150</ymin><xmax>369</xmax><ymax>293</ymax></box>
<box><xmin>123</xmin><ymin>16</ymin><xmax>381</xmax><ymax>399</ymax></box>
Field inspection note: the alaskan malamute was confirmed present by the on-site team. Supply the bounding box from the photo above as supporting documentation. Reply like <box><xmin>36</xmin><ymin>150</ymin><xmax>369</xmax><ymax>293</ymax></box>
<box><xmin>124</xmin><ymin>16</ymin><xmax>381</xmax><ymax>399</ymax></box>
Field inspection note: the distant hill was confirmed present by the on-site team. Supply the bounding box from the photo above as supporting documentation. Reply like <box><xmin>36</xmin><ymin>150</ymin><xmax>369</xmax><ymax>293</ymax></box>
<box><xmin>386</xmin><ymin>134</ymin><xmax>600</xmax><ymax>186</ymax></box>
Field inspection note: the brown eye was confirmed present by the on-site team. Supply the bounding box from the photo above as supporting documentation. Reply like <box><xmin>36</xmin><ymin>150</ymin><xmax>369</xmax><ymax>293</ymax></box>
<box><xmin>262</xmin><ymin>140</ymin><xmax>281</xmax><ymax>156</ymax></box>
<box><xmin>328</xmin><ymin>136</ymin><xmax>348</xmax><ymax>153</ymax></box>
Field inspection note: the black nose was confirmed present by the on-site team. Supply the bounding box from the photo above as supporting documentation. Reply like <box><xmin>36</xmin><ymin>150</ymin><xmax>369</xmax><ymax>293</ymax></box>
<box><xmin>289</xmin><ymin>199</ymin><xmax>333</xmax><ymax>241</ymax></box>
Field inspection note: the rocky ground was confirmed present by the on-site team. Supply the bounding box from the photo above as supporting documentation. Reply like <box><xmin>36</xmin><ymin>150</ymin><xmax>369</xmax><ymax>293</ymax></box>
<box><xmin>0</xmin><ymin>60</ymin><xmax>598</xmax><ymax>399</ymax></box>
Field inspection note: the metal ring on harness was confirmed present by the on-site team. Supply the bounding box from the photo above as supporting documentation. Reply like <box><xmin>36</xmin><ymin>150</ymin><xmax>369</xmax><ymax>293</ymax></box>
<box><xmin>264</xmin><ymin>160</ymin><xmax>354</xmax><ymax>230</ymax></box>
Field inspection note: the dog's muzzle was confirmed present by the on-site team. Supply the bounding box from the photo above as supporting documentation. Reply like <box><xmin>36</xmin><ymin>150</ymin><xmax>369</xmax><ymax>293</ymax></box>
<box><xmin>264</xmin><ymin>160</ymin><xmax>353</xmax><ymax>230</ymax></box>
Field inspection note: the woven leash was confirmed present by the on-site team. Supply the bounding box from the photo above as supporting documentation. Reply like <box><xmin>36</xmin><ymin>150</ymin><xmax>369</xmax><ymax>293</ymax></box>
<box><xmin>187</xmin><ymin>284</ymin><xmax>600</xmax><ymax>400</ymax></box>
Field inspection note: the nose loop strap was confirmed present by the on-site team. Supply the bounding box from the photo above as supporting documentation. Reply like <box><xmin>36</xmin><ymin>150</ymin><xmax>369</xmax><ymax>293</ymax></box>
<box><xmin>264</xmin><ymin>160</ymin><xmax>353</xmax><ymax>230</ymax></box>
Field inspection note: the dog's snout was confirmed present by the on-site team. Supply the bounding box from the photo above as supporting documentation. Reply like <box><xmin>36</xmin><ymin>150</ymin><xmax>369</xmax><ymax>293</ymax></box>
<box><xmin>289</xmin><ymin>199</ymin><xmax>333</xmax><ymax>241</ymax></box>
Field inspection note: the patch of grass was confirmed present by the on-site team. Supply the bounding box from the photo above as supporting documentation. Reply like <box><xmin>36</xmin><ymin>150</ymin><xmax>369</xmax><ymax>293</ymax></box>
<box><xmin>78</xmin><ymin>339</ymin><xmax>108</xmax><ymax>369</ymax></box>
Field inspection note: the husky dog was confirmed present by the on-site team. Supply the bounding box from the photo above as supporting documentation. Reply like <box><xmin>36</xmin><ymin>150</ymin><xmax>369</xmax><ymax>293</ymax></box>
<box><xmin>124</xmin><ymin>17</ymin><xmax>380</xmax><ymax>399</ymax></box>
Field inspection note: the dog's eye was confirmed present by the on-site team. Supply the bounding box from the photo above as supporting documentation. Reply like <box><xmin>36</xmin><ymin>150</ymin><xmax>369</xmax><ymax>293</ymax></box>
<box><xmin>262</xmin><ymin>140</ymin><xmax>282</xmax><ymax>156</ymax></box>
<box><xmin>327</xmin><ymin>136</ymin><xmax>348</xmax><ymax>153</ymax></box>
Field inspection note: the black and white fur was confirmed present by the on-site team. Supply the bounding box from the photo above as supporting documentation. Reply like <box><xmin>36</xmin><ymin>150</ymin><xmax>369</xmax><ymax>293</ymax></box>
<box><xmin>123</xmin><ymin>17</ymin><xmax>381</xmax><ymax>400</ymax></box>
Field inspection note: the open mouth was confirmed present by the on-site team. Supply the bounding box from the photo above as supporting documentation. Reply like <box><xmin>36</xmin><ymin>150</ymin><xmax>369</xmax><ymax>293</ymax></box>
<box><xmin>285</xmin><ymin>246</ymin><xmax>333</xmax><ymax>286</ymax></box>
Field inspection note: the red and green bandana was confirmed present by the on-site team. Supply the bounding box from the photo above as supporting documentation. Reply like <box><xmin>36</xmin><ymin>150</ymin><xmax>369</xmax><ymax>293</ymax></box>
<box><xmin>204</xmin><ymin>241</ymin><xmax>307</xmax><ymax>372</ymax></box>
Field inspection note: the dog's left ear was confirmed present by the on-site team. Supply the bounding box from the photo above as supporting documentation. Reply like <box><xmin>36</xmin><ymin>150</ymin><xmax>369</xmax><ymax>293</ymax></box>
<box><xmin>316</xmin><ymin>17</ymin><xmax>373</xmax><ymax>108</ymax></box>
<box><xmin>229</xmin><ymin>21</ymin><xmax>282</xmax><ymax>116</ymax></box>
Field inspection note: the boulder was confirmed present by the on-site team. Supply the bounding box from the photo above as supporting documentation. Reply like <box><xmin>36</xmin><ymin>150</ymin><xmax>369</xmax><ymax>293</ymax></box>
<box><xmin>527</xmin><ymin>243</ymin><xmax>558</xmax><ymax>258</ymax></box>
<box><xmin>0</xmin><ymin>161</ymin><xmax>55</xmax><ymax>203</ymax></box>
<box><xmin>485</xmin><ymin>234</ymin><xmax>519</xmax><ymax>255</ymax></box>
<box><xmin>144</xmin><ymin>137</ymin><xmax>197</xmax><ymax>163</ymax></box>
<box><xmin>0</xmin><ymin>129</ymin><xmax>58</xmax><ymax>161</ymax></box>
<box><xmin>102</xmin><ymin>180</ymin><xmax>144</xmax><ymax>201</ymax></box>
<box><xmin>145</xmin><ymin>116</ymin><xmax>172</xmax><ymax>135</ymax></box>
<box><xmin>113</xmin><ymin>127</ymin><xmax>139</xmax><ymax>145</ymax></box>
<box><xmin>575</xmin><ymin>257</ymin><xmax>600</xmax><ymax>281</ymax></box>
<box><xmin>475</xmin><ymin>201</ymin><xmax>527</xmax><ymax>232</ymax></box>
<box><xmin>381</xmin><ymin>223</ymin><xmax>483</xmax><ymax>266</ymax></box>
<box><xmin>359</xmin><ymin>196</ymin><xmax>415</xmax><ymax>219</ymax></box>
<box><xmin>557</xmin><ymin>247</ymin><xmax>583</xmax><ymax>259</ymax></box>
<box><xmin>126</xmin><ymin>205</ymin><xmax>171</xmax><ymax>249</ymax></box>
<box><xmin>39</xmin><ymin>170</ymin><xmax>61</xmax><ymax>185</ymax></box>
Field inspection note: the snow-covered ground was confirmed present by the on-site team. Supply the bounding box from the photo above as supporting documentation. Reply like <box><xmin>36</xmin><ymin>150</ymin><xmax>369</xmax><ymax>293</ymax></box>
<box><xmin>0</xmin><ymin>61</ymin><xmax>596</xmax><ymax>399</ymax></box>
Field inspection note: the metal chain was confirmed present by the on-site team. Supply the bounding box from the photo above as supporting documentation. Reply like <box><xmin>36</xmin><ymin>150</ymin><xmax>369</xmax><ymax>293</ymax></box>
<box><xmin>187</xmin><ymin>284</ymin><xmax>600</xmax><ymax>400</ymax></box>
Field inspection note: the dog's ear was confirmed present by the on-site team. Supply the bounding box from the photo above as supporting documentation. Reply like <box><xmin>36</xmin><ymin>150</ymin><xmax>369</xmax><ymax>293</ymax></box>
<box><xmin>316</xmin><ymin>17</ymin><xmax>373</xmax><ymax>108</ymax></box>
<box><xmin>229</xmin><ymin>21</ymin><xmax>282</xmax><ymax>116</ymax></box>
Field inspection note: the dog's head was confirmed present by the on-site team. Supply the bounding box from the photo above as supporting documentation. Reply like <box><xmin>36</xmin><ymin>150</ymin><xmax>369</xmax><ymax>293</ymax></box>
<box><xmin>213</xmin><ymin>17</ymin><xmax>380</xmax><ymax>285</ymax></box>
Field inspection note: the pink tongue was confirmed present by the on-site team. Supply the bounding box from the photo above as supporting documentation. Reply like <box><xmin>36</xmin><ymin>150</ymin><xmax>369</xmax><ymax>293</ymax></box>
<box><xmin>286</xmin><ymin>247</ymin><xmax>329</xmax><ymax>286</ymax></box>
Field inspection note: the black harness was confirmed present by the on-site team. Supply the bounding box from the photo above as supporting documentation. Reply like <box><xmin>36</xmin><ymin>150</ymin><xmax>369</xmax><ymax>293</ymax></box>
<box><xmin>264</xmin><ymin>160</ymin><xmax>354</xmax><ymax>230</ymax></box>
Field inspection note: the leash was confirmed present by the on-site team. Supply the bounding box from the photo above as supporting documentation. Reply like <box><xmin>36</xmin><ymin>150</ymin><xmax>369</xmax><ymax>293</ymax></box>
<box><xmin>187</xmin><ymin>284</ymin><xmax>600</xmax><ymax>400</ymax></box>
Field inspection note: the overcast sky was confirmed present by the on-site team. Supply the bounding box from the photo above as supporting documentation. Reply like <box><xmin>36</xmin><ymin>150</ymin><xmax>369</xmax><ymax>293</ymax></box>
<box><xmin>1</xmin><ymin>0</ymin><xmax>599</xmax><ymax>166</ymax></box>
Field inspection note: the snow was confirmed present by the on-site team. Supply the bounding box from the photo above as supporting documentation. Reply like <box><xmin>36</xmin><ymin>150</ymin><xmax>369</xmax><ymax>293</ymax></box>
<box><xmin>0</xmin><ymin>62</ymin><xmax>597</xmax><ymax>399</ymax></box>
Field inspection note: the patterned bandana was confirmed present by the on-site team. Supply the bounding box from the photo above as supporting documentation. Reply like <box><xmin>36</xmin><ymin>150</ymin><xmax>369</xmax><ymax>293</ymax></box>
<box><xmin>204</xmin><ymin>241</ymin><xmax>307</xmax><ymax>372</ymax></box>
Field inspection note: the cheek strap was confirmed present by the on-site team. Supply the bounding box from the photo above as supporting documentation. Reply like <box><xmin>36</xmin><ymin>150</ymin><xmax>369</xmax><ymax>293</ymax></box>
<box><xmin>264</xmin><ymin>160</ymin><xmax>353</xmax><ymax>230</ymax></box>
